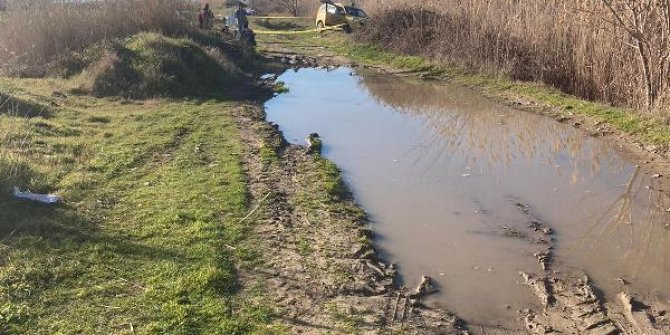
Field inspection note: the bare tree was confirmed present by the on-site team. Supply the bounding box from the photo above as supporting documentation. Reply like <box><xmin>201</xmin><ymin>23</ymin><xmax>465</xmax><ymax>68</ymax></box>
<box><xmin>266</xmin><ymin>0</ymin><xmax>301</xmax><ymax>16</ymax></box>
<box><xmin>601</xmin><ymin>0</ymin><xmax>670</xmax><ymax>107</ymax></box>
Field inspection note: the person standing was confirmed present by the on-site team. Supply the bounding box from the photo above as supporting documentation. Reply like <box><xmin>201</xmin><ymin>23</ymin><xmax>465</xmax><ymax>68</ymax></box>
<box><xmin>234</xmin><ymin>1</ymin><xmax>255</xmax><ymax>46</ymax></box>
<box><xmin>234</xmin><ymin>1</ymin><xmax>249</xmax><ymax>33</ymax></box>
<box><xmin>199</xmin><ymin>3</ymin><xmax>214</xmax><ymax>30</ymax></box>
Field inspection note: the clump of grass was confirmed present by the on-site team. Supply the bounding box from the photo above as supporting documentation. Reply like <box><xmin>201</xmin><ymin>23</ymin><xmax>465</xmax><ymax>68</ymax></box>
<box><xmin>85</xmin><ymin>116</ymin><xmax>110</xmax><ymax>124</ymax></box>
<box><xmin>273</xmin><ymin>81</ymin><xmax>290</xmax><ymax>94</ymax></box>
<box><xmin>296</xmin><ymin>237</ymin><xmax>312</xmax><ymax>256</ymax></box>
<box><xmin>0</xmin><ymin>95</ymin><xmax>41</xmax><ymax>194</ymax></box>
<box><xmin>76</xmin><ymin>33</ymin><xmax>243</xmax><ymax>99</ymax></box>
<box><xmin>315</xmin><ymin>158</ymin><xmax>347</xmax><ymax>201</ymax></box>
<box><xmin>259</xmin><ymin>141</ymin><xmax>279</xmax><ymax>166</ymax></box>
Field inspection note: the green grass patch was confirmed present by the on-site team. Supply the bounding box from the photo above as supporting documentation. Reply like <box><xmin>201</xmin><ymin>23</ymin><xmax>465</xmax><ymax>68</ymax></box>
<box><xmin>273</xmin><ymin>81</ymin><xmax>290</xmax><ymax>94</ymax></box>
<box><xmin>259</xmin><ymin>141</ymin><xmax>279</xmax><ymax>166</ymax></box>
<box><xmin>0</xmin><ymin>84</ymin><xmax>274</xmax><ymax>334</ymax></box>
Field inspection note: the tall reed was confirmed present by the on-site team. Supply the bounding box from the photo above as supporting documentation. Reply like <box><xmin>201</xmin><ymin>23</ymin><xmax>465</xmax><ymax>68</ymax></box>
<box><xmin>359</xmin><ymin>0</ymin><xmax>670</xmax><ymax>112</ymax></box>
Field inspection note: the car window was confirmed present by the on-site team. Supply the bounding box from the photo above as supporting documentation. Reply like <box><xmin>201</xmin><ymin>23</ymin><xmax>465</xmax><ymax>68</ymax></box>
<box><xmin>344</xmin><ymin>7</ymin><xmax>358</xmax><ymax>16</ymax></box>
<box><xmin>345</xmin><ymin>7</ymin><xmax>367</xmax><ymax>18</ymax></box>
<box><xmin>326</xmin><ymin>4</ymin><xmax>337</xmax><ymax>14</ymax></box>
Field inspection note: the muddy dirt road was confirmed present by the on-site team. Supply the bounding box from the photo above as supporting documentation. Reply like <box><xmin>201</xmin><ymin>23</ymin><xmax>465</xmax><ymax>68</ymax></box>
<box><xmin>260</xmin><ymin>65</ymin><xmax>670</xmax><ymax>333</ymax></box>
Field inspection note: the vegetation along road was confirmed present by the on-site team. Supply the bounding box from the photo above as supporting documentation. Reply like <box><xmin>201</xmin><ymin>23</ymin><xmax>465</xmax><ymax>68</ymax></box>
<box><xmin>1</xmin><ymin>0</ymin><xmax>669</xmax><ymax>334</ymax></box>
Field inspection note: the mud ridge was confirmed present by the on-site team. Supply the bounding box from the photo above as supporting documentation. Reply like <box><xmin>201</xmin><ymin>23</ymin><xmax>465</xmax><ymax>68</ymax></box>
<box><xmin>507</xmin><ymin>200</ymin><xmax>669</xmax><ymax>335</ymax></box>
<box><xmin>232</xmin><ymin>103</ymin><xmax>467</xmax><ymax>334</ymax></box>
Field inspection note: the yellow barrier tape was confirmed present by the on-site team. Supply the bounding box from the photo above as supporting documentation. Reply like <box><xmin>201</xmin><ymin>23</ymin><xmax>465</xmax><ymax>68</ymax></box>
<box><xmin>251</xmin><ymin>16</ymin><xmax>312</xmax><ymax>19</ymax></box>
<box><xmin>253</xmin><ymin>24</ymin><xmax>346</xmax><ymax>35</ymax></box>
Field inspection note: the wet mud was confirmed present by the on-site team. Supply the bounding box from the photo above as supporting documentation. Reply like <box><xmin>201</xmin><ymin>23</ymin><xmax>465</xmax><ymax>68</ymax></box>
<box><xmin>232</xmin><ymin>103</ymin><xmax>466</xmax><ymax>334</ymax></box>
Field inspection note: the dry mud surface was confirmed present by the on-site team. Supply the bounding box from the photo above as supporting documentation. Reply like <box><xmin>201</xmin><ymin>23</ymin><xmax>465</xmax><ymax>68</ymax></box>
<box><xmin>235</xmin><ymin>48</ymin><xmax>670</xmax><ymax>333</ymax></box>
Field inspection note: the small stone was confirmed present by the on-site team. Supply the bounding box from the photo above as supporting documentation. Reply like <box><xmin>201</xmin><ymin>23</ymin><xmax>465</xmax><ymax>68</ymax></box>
<box><xmin>652</xmin><ymin>174</ymin><xmax>662</xmax><ymax>178</ymax></box>
<box><xmin>412</xmin><ymin>275</ymin><xmax>437</xmax><ymax>297</ymax></box>
<box><xmin>646</xmin><ymin>145</ymin><xmax>659</xmax><ymax>153</ymax></box>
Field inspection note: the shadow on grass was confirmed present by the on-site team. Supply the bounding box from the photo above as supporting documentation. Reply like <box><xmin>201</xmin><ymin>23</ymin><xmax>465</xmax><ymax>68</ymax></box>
<box><xmin>0</xmin><ymin>199</ymin><xmax>185</xmax><ymax>263</ymax></box>
<box><xmin>0</xmin><ymin>93</ymin><xmax>53</xmax><ymax>118</ymax></box>
<box><xmin>255</xmin><ymin>19</ymin><xmax>305</xmax><ymax>31</ymax></box>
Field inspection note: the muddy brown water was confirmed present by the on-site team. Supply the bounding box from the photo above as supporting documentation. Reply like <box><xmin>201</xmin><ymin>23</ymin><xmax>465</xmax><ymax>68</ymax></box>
<box><xmin>265</xmin><ymin>67</ymin><xmax>670</xmax><ymax>329</ymax></box>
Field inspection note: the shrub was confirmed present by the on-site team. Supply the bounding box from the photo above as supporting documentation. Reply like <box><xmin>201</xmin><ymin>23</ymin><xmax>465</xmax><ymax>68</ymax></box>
<box><xmin>79</xmin><ymin>33</ymin><xmax>242</xmax><ymax>98</ymax></box>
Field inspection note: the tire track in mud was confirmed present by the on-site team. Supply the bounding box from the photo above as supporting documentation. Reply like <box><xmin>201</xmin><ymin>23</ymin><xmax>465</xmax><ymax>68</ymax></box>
<box><xmin>508</xmin><ymin>200</ymin><xmax>670</xmax><ymax>335</ymax></box>
<box><xmin>231</xmin><ymin>103</ymin><xmax>467</xmax><ymax>334</ymax></box>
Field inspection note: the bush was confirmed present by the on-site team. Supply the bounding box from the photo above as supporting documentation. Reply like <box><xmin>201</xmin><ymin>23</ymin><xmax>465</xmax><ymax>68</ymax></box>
<box><xmin>79</xmin><ymin>33</ymin><xmax>242</xmax><ymax>99</ymax></box>
<box><xmin>0</xmin><ymin>0</ymin><xmax>197</xmax><ymax>77</ymax></box>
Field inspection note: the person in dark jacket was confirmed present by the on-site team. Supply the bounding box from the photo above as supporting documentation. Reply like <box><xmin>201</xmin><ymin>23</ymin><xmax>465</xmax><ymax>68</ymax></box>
<box><xmin>199</xmin><ymin>3</ymin><xmax>214</xmax><ymax>30</ymax></box>
<box><xmin>234</xmin><ymin>2</ymin><xmax>249</xmax><ymax>32</ymax></box>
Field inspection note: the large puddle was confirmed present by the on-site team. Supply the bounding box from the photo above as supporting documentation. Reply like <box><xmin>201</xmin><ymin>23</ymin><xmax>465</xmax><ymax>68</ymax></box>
<box><xmin>265</xmin><ymin>67</ymin><xmax>670</xmax><ymax>328</ymax></box>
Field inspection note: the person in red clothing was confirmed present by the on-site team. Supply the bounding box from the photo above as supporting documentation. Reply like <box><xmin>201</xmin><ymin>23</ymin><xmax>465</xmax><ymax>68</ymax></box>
<box><xmin>198</xmin><ymin>3</ymin><xmax>214</xmax><ymax>30</ymax></box>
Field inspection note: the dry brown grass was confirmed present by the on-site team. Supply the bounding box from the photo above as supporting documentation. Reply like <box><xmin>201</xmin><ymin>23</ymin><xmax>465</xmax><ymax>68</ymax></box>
<box><xmin>0</xmin><ymin>0</ymin><xmax>196</xmax><ymax>77</ymax></box>
<box><xmin>360</xmin><ymin>0</ymin><xmax>670</xmax><ymax>112</ymax></box>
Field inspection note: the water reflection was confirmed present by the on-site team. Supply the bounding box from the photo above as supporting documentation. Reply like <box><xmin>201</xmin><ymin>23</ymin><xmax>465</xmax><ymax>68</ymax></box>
<box><xmin>357</xmin><ymin>72</ymin><xmax>625</xmax><ymax>181</ymax></box>
<box><xmin>357</xmin><ymin>70</ymin><xmax>670</xmax><ymax>297</ymax></box>
<box><xmin>571</xmin><ymin>166</ymin><xmax>670</xmax><ymax>295</ymax></box>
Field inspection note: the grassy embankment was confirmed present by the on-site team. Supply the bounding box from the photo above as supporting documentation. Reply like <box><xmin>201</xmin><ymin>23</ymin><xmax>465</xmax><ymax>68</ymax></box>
<box><xmin>253</xmin><ymin>20</ymin><xmax>670</xmax><ymax>150</ymax></box>
<box><xmin>0</xmin><ymin>31</ymin><xmax>288</xmax><ymax>334</ymax></box>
